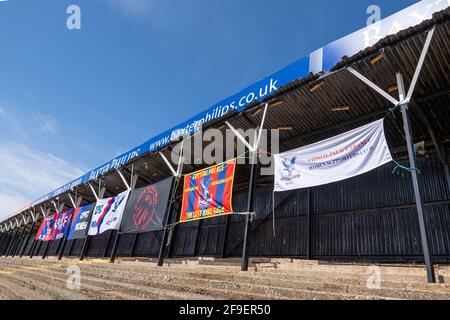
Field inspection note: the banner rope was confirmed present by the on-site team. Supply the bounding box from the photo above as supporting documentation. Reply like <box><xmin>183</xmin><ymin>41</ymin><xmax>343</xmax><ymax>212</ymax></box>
<box><xmin>392</xmin><ymin>146</ymin><xmax>420</xmax><ymax>174</ymax></box>
<box><xmin>392</xmin><ymin>160</ymin><xmax>421</xmax><ymax>175</ymax></box>
<box><xmin>164</xmin><ymin>212</ymin><xmax>256</xmax><ymax>231</ymax></box>
<box><xmin>386</xmin><ymin>104</ymin><xmax>402</xmax><ymax>119</ymax></box>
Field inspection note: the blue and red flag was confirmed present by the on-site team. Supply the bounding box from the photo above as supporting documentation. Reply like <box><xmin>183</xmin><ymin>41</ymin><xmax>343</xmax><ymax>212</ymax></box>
<box><xmin>180</xmin><ymin>159</ymin><xmax>236</xmax><ymax>223</ymax></box>
<box><xmin>35</xmin><ymin>214</ymin><xmax>56</xmax><ymax>241</ymax></box>
<box><xmin>51</xmin><ymin>209</ymin><xmax>74</xmax><ymax>241</ymax></box>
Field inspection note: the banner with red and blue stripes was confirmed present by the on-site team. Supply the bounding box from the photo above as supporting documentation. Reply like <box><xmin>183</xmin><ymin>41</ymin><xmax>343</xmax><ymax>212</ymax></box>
<box><xmin>35</xmin><ymin>214</ymin><xmax>56</xmax><ymax>241</ymax></box>
<box><xmin>180</xmin><ymin>159</ymin><xmax>236</xmax><ymax>223</ymax></box>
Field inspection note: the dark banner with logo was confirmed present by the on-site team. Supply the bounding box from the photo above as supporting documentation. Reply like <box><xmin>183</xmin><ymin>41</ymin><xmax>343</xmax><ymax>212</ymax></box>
<box><xmin>67</xmin><ymin>203</ymin><xmax>95</xmax><ymax>240</ymax></box>
<box><xmin>121</xmin><ymin>177</ymin><xmax>173</xmax><ymax>234</ymax></box>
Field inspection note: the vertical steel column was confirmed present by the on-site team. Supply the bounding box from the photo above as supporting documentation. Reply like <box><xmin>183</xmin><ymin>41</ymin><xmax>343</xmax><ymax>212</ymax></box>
<box><xmin>400</xmin><ymin>103</ymin><xmax>436</xmax><ymax>283</ymax></box>
<box><xmin>108</xmin><ymin>230</ymin><xmax>120</xmax><ymax>262</ymax></box>
<box><xmin>29</xmin><ymin>238</ymin><xmax>38</xmax><ymax>258</ymax></box>
<box><xmin>0</xmin><ymin>232</ymin><xmax>7</xmax><ymax>255</ymax></box>
<box><xmin>12</xmin><ymin>225</ymin><xmax>26</xmax><ymax>258</ymax></box>
<box><xmin>5</xmin><ymin>227</ymin><xmax>18</xmax><ymax>257</ymax></box>
<box><xmin>20</xmin><ymin>220</ymin><xmax>35</xmax><ymax>258</ymax></box>
<box><xmin>397</xmin><ymin>73</ymin><xmax>435</xmax><ymax>283</ymax></box>
<box><xmin>220</xmin><ymin>215</ymin><xmax>231</xmax><ymax>258</ymax></box>
<box><xmin>79</xmin><ymin>236</ymin><xmax>90</xmax><ymax>261</ymax></box>
<box><xmin>194</xmin><ymin>219</ymin><xmax>203</xmax><ymax>256</ymax></box>
<box><xmin>41</xmin><ymin>240</ymin><xmax>50</xmax><ymax>259</ymax></box>
<box><xmin>306</xmin><ymin>188</ymin><xmax>312</xmax><ymax>260</ymax></box>
<box><xmin>129</xmin><ymin>233</ymin><xmax>139</xmax><ymax>257</ymax></box>
<box><xmin>157</xmin><ymin>176</ymin><xmax>177</xmax><ymax>266</ymax></box>
<box><xmin>241</xmin><ymin>150</ymin><xmax>258</xmax><ymax>271</ymax></box>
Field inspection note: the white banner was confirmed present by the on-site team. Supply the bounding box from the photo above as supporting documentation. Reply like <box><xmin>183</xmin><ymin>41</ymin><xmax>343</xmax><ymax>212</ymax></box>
<box><xmin>88</xmin><ymin>190</ymin><xmax>130</xmax><ymax>236</ymax></box>
<box><xmin>274</xmin><ymin>119</ymin><xmax>393</xmax><ymax>192</ymax></box>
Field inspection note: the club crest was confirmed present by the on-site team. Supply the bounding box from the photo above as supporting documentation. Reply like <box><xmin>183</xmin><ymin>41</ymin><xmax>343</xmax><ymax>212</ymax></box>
<box><xmin>197</xmin><ymin>176</ymin><xmax>214</xmax><ymax>209</ymax></box>
<box><xmin>281</xmin><ymin>156</ymin><xmax>301</xmax><ymax>182</ymax></box>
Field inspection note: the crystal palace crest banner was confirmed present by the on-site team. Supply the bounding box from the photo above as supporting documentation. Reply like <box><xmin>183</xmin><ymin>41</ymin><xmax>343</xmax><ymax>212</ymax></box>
<box><xmin>121</xmin><ymin>177</ymin><xmax>173</xmax><ymax>234</ymax></box>
<box><xmin>51</xmin><ymin>209</ymin><xmax>74</xmax><ymax>241</ymax></box>
<box><xmin>274</xmin><ymin>119</ymin><xmax>393</xmax><ymax>192</ymax></box>
<box><xmin>180</xmin><ymin>159</ymin><xmax>236</xmax><ymax>223</ymax></box>
<box><xmin>88</xmin><ymin>191</ymin><xmax>130</xmax><ymax>236</ymax></box>
<box><xmin>35</xmin><ymin>214</ymin><xmax>56</xmax><ymax>241</ymax></box>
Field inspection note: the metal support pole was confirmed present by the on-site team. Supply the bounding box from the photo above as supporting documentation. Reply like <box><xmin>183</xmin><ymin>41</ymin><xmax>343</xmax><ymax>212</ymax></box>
<box><xmin>109</xmin><ymin>230</ymin><xmax>121</xmax><ymax>263</ymax></box>
<box><xmin>400</xmin><ymin>103</ymin><xmax>436</xmax><ymax>283</ymax></box>
<box><xmin>12</xmin><ymin>225</ymin><xmax>26</xmax><ymax>258</ymax></box>
<box><xmin>5</xmin><ymin>227</ymin><xmax>18</xmax><ymax>257</ymax></box>
<box><xmin>79</xmin><ymin>236</ymin><xmax>90</xmax><ymax>261</ymax></box>
<box><xmin>130</xmin><ymin>233</ymin><xmax>138</xmax><ymax>257</ymax></box>
<box><xmin>29</xmin><ymin>236</ymin><xmax>38</xmax><ymax>258</ymax></box>
<box><xmin>31</xmin><ymin>239</ymin><xmax>42</xmax><ymax>258</ymax></box>
<box><xmin>397</xmin><ymin>73</ymin><xmax>435</xmax><ymax>283</ymax></box>
<box><xmin>0</xmin><ymin>232</ymin><xmax>7</xmax><ymax>255</ymax></box>
<box><xmin>194</xmin><ymin>219</ymin><xmax>203</xmax><ymax>256</ymax></box>
<box><xmin>157</xmin><ymin>176</ymin><xmax>177</xmax><ymax>266</ymax></box>
<box><xmin>20</xmin><ymin>220</ymin><xmax>35</xmax><ymax>258</ymax></box>
<box><xmin>241</xmin><ymin>150</ymin><xmax>258</xmax><ymax>271</ymax></box>
<box><xmin>306</xmin><ymin>188</ymin><xmax>312</xmax><ymax>260</ymax></box>
<box><xmin>220</xmin><ymin>215</ymin><xmax>231</xmax><ymax>258</ymax></box>
<box><xmin>3</xmin><ymin>234</ymin><xmax>13</xmax><ymax>256</ymax></box>
<box><xmin>42</xmin><ymin>241</ymin><xmax>50</xmax><ymax>259</ymax></box>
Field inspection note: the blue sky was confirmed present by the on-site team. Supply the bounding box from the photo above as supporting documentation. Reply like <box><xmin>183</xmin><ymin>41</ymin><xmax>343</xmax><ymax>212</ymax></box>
<box><xmin>0</xmin><ymin>0</ymin><xmax>417</xmax><ymax>218</ymax></box>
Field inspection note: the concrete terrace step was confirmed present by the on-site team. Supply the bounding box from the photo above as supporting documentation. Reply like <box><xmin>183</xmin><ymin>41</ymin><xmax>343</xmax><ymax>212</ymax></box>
<box><xmin>38</xmin><ymin>263</ymin><xmax>388</xmax><ymax>300</ymax></box>
<box><xmin>67</xmin><ymin>257</ymin><xmax>449</xmax><ymax>291</ymax></box>
<box><xmin>0</xmin><ymin>267</ymin><xmax>90</xmax><ymax>300</ymax></box>
<box><xmin>0</xmin><ymin>263</ymin><xmax>211</xmax><ymax>300</ymax></box>
<box><xmin>1</xmin><ymin>256</ymin><xmax>449</xmax><ymax>300</ymax></box>
<box><xmin>58</xmin><ymin>261</ymin><xmax>450</xmax><ymax>300</ymax></box>
<box><xmin>0</xmin><ymin>256</ymin><xmax>444</xmax><ymax>294</ymax></box>
<box><xmin>0</xmin><ymin>259</ymin><xmax>427</xmax><ymax>300</ymax></box>
<box><xmin>3</xmin><ymin>257</ymin><xmax>448</xmax><ymax>298</ymax></box>
<box><xmin>0</xmin><ymin>260</ymin><xmax>277</xmax><ymax>300</ymax></box>
<box><xmin>0</xmin><ymin>258</ymin><xmax>388</xmax><ymax>300</ymax></box>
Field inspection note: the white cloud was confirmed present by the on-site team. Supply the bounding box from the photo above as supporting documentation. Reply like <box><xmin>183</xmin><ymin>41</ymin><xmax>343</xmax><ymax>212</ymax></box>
<box><xmin>0</xmin><ymin>103</ymin><xmax>29</xmax><ymax>140</ymax></box>
<box><xmin>0</xmin><ymin>142</ymin><xmax>84</xmax><ymax>221</ymax></box>
<box><xmin>32</xmin><ymin>112</ymin><xmax>56</xmax><ymax>134</ymax></box>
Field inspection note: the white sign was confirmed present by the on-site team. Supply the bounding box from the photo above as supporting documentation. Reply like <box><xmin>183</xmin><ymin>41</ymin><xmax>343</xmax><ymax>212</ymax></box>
<box><xmin>274</xmin><ymin>119</ymin><xmax>393</xmax><ymax>192</ymax></box>
<box><xmin>88</xmin><ymin>191</ymin><xmax>130</xmax><ymax>235</ymax></box>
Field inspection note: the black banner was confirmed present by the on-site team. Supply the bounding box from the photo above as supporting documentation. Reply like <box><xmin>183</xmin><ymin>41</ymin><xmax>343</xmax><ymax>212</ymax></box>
<box><xmin>67</xmin><ymin>203</ymin><xmax>95</xmax><ymax>240</ymax></box>
<box><xmin>121</xmin><ymin>177</ymin><xmax>173</xmax><ymax>234</ymax></box>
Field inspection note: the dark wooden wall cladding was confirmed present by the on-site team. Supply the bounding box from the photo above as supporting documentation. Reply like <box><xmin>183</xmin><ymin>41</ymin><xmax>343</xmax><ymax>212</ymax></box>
<box><xmin>5</xmin><ymin>159</ymin><xmax>450</xmax><ymax>264</ymax></box>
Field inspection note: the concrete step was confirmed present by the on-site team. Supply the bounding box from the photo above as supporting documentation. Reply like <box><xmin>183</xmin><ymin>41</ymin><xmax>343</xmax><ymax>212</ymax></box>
<box><xmin>1</xmin><ymin>256</ymin><xmax>449</xmax><ymax>300</ymax></box>
<box><xmin>0</xmin><ymin>263</ymin><xmax>209</xmax><ymax>300</ymax></box>
<box><xmin>56</xmin><ymin>257</ymin><xmax>450</xmax><ymax>293</ymax></box>
<box><xmin>4</xmin><ymin>257</ymin><xmax>448</xmax><ymax>297</ymax></box>
<box><xmin>0</xmin><ymin>259</ymin><xmax>387</xmax><ymax>300</ymax></box>
<box><xmin>0</xmin><ymin>266</ymin><xmax>90</xmax><ymax>300</ymax></box>
<box><xmin>63</xmin><ymin>261</ymin><xmax>450</xmax><ymax>300</ymax></box>
<box><xmin>0</xmin><ymin>259</ymin><xmax>403</xmax><ymax>300</ymax></box>
<box><xmin>0</xmin><ymin>260</ymin><xmax>278</xmax><ymax>300</ymax></box>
